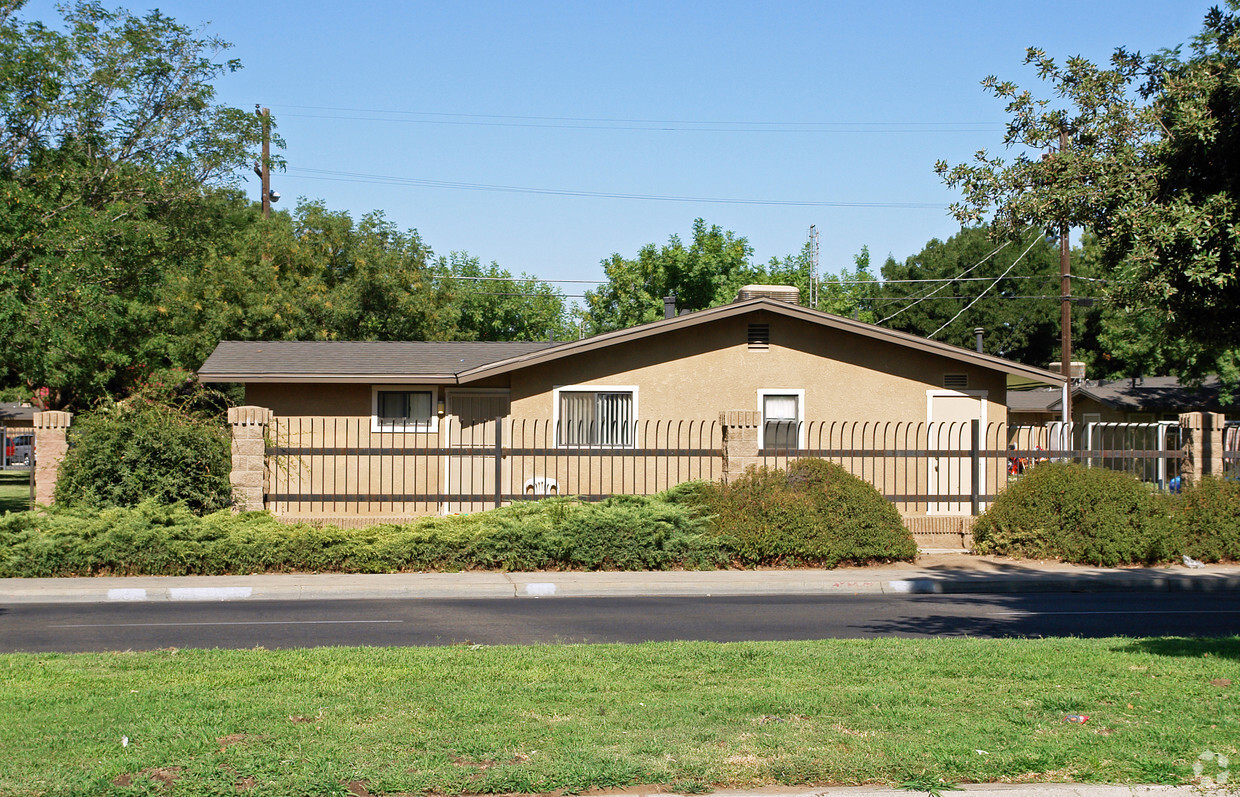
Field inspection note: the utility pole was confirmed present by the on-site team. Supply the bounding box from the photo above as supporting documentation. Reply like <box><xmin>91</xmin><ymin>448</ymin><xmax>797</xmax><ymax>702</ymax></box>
<box><xmin>1059</xmin><ymin>129</ymin><xmax>1072</xmax><ymax>424</ymax></box>
<box><xmin>255</xmin><ymin>105</ymin><xmax>271</xmax><ymax>219</ymax></box>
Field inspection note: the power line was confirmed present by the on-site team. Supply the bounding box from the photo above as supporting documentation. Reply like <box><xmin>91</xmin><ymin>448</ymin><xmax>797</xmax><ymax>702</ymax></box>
<box><xmin>273</xmin><ymin>104</ymin><xmax>1004</xmax><ymax>134</ymax></box>
<box><xmin>876</xmin><ymin>236</ymin><xmax>1016</xmax><ymax>324</ymax></box>
<box><xmin>433</xmin><ymin>274</ymin><xmax>604</xmax><ymax>285</ymax></box>
<box><xmin>929</xmin><ymin>235</ymin><xmax>1043</xmax><ymax>339</ymax></box>
<box><xmin>286</xmin><ymin>167</ymin><xmax>947</xmax><ymax>209</ymax></box>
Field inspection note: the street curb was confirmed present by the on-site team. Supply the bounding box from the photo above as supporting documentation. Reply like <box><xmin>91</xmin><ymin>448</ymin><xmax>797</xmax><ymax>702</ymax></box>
<box><xmin>2</xmin><ymin>567</ymin><xmax>1239</xmax><ymax>604</ymax></box>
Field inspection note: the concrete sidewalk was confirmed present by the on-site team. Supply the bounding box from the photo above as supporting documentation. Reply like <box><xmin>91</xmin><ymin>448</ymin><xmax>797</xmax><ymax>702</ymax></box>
<box><xmin>2</xmin><ymin>554</ymin><xmax>1239</xmax><ymax>604</ymax></box>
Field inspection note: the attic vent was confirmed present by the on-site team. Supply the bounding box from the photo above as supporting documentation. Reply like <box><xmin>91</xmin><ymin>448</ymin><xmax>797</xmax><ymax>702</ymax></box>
<box><xmin>748</xmin><ymin>323</ymin><xmax>770</xmax><ymax>350</ymax></box>
<box><xmin>943</xmin><ymin>374</ymin><xmax>969</xmax><ymax>389</ymax></box>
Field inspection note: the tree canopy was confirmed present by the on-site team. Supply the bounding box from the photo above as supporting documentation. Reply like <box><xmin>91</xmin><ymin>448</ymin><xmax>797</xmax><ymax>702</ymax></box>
<box><xmin>936</xmin><ymin>2</ymin><xmax>1240</xmax><ymax>385</ymax></box>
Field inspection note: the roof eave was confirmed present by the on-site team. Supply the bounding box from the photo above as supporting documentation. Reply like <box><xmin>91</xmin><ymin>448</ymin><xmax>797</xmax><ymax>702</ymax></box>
<box><xmin>198</xmin><ymin>373</ymin><xmax>461</xmax><ymax>384</ymax></box>
<box><xmin>459</xmin><ymin>298</ymin><xmax>1067</xmax><ymax>386</ymax></box>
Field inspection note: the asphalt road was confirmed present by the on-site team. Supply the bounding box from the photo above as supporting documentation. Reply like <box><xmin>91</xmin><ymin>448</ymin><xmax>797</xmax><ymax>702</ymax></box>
<box><xmin>3</xmin><ymin>591</ymin><xmax>1240</xmax><ymax>652</ymax></box>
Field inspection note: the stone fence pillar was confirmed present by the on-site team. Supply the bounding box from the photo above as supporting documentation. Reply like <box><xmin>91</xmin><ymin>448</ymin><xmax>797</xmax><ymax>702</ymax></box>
<box><xmin>228</xmin><ymin>406</ymin><xmax>273</xmax><ymax>511</ymax></box>
<box><xmin>32</xmin><ymin>410</ymin><xmax>72</xmax><ymax>506</ymax></box>
<box><xmin>1179</xmin><ymin>411</ymin><xmax>1225</xmax><ymax>484</ymax></box>
<box><xmin>720</xmin><ymin>410</ymin><xmax>762</xmax><ymax>483</ymax></box>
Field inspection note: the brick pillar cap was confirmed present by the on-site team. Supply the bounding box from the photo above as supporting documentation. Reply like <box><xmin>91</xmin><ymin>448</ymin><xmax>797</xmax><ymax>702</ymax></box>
<box><xmin>720</xmin><ymin>410</ymin><xmax>762</xmax><ymax>428</ymax></box>
<box><xmin>227</xmin><ymin>406</ymin><xmax>273</xmax><ymax>426</ymax></box>
<box><xmin>33</xmin><ymin>410</ymin><xmax>72</xmax><ymax>429</ymax></box>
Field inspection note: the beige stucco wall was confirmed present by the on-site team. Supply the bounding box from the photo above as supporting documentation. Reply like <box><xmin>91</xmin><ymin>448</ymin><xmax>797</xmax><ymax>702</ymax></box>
<box><xmin>506</xmin><ymin>311</ymin><xmax>1008</xmax><ymax>425</ymax></box>
<box><xmin>247</xmin><ymin>383</ymin><xmax>372</xmax><ymax>416</ymax></box>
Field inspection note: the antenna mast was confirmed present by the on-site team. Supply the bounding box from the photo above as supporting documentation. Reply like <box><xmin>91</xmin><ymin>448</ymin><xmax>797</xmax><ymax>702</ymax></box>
<box><xmin>808</xmin><ymin>225</ymin><xmax>820</xmax><ymax>308</ymax></box>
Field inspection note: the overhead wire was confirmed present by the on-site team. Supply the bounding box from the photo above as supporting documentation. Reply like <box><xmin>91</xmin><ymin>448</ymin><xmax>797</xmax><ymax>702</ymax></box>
<box><xmin>927</xmin><ymin>234</ymin><xmax>1041</xmax><ymax>339</ymax></box>
<box><xmin>876</xmin><ymin>236</ymin><xmax>1016</xmax><ymax>324</ymax></box>
<box><xmin>272</xmin><ymin>104</ymin><xmax>1004</xmax><ymax>134</ymax></box>
<box><xmin>286</xmin><ymin>167</ymin><xmax>946</xmax><ymax>208</ymax></box>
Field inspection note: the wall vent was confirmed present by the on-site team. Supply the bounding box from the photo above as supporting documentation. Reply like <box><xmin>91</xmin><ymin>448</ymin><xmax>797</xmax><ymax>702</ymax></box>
<box><xmin>748</xmin><ymin>323</ymin><xmax>770</xmax><ymax>350</ymax></box>
<box><xmin>943</xmin><ymin>374</ymin><xmax>969</xmax><ymax>389</ymax></box>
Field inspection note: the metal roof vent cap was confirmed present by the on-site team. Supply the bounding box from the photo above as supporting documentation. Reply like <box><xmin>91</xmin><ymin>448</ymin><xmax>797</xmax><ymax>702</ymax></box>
<box><xmin>736</xmin><ymin>284</ymin><xmax>800</xmax><ymax>304</ymax></box>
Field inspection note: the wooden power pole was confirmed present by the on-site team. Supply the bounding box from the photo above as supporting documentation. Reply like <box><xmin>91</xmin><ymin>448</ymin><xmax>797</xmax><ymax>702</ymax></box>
<box><xmin>256</xmin><ymin>105</ymin><xmax>271</xmax><ymax>219</ymax></box>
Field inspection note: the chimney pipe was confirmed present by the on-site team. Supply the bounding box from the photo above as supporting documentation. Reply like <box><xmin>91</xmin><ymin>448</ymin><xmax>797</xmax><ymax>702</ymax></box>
<box><xmin>664</xmin><ymin>293</ymin><xmax>677</xmax><ymax>320</ymax></box>
<box><xmin>974</xmin><ymin>327</ymin><xmax>985</xmax><ymax>353</ymax></box>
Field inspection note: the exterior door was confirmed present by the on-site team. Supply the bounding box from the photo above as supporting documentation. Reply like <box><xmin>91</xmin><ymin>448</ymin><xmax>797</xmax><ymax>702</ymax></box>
<box><xmin>442</xmin><ymin>390</ymin><xmax>510</xmax><ymax>514</ymax></box>
<box><xmin>928</xmin><ymin>392</ymin><xmax>984</xmax><ymax>515</ymax></box>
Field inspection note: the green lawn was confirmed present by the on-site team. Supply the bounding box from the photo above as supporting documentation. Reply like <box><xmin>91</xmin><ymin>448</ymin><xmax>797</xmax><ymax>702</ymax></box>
<box><xmin>1</xmin><ymin>637</ymin><xmax>1236</xmax><ymax>796</ymax></box>
<box><xmin>0</xmin><ymin>469</ymin><xmax>31</xmax><ymax>514</ymax></box>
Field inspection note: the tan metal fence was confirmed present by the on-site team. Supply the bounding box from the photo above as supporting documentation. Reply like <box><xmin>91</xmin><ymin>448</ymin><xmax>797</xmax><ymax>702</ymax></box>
<box><xmin>759</xmin><ymin>420</ymin><xmax>1184</xmax><ymax>515</ymax></box>
<box><xmin>264</xmin><ymin>418</ymin><xmax>1185</xmax><ymax>519</ymax></box>
<box><xmin>265</xmin><ymin>417</ymin><xmax>722</xmax><ymax>517</ymax></box>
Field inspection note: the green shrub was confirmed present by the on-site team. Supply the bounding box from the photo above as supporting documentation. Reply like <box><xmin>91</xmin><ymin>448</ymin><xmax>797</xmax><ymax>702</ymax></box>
<box><xmin>54</xmin><ymin>401</ymin><xmax>232</xmax><ymax>515</ymax></box>
<box><xmin>1175</xmin><ymin>476</ymin><xmax>1240</xmax><ymax>562</ymax></box>
<box><xmin>973</xmin><ymin>462</ymin><xmax>1177</xmax><ymax>565</ymax></box>
<box><xmin>686</xmin><ymin>459</ymin><xmax>915</xmax><ymax>567</ymax></box>
<box><xmin>0</xmin><ymin>492</ymin><xmax>726</xmax><ymax>577</ymax></box>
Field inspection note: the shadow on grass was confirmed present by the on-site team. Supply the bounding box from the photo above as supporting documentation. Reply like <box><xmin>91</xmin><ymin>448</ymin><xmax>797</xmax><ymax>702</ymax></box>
<box><xmin>0</xmin><ymin>469</ymin><xmax>31</xmax><ymax>514</ymax></box>
<box><xmin>1113</xmin><ymin>637</ymin><xmax>1240</xmax><ymax>660</ymax></box>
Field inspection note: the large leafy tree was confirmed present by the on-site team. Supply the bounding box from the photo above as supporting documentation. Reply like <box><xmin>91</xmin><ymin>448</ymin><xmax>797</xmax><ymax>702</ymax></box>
<box><xmin>878</xmin><ymin>226</ymin><xmax>1102</xmax><ymax>366</ymax></box>
<box><xmin>438</xmin><ymin>252</ymin><xmax>573</xmax><ymax>342</ymax></box>
<box><xmin>581</xmin><ymin>218</ymin><xmax>761</xmax><ymax>334</ymax></box>
<box><xmin>935</xmin><ymin>2</ymin><xmax>1240</xmax><ymax>384</ymax></box>
<box><xmin>0</xmin><ymin>1</ymin><xmax>265</xmax><ymax>408</ymax></box>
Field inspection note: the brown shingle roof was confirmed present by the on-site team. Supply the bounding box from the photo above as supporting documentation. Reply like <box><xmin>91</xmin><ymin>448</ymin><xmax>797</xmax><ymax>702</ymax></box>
<box><xmin>198</xmin><ymin>340</ymin><xmax>557</xmax><ymax>382</ymax></box>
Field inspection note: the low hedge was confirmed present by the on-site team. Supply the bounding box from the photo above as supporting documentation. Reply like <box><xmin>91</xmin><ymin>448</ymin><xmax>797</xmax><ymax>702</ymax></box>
<box><xmin>972</xmin><ymin>463</ymin><xmax>1176</xmax><ymax>565</ymax></box>
<box><xmin>675</xmin><ymin>458</ymin><xmax>916</xmax><ymax>566</ymax></box>
<box><xmin>974</xmin><ymin>464</ymin><xmax>1240</xmax><ymax>566</ymax></box>
<box><xmin>1176</xmin><ymin>476</ymin><xmax>1240</xmax><ymax>562</ymax></box>
<box><xmin>0</xmin><ymin>459</ymin><xmax>917</xmax><ymax>576</ymax></box>
<box><xmin>0</xmin><ymin>494</ymin><xmax>728</xmax><ymax>577</ymax></box>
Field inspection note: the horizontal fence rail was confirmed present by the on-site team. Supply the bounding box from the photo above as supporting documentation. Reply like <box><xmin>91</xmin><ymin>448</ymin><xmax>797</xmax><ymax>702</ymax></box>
<box><xmin>264</xmin><ymin>417</ymin><xmax>1189</xmax><ymax>519</ymax></box>
<box><xmin>761</xmin><ymin>420</ymin><xmax>1184</xmax><ymax>515</ymax></box>
<box><xmin>266</xmin><ymin>417</ymin><xmax>721</xmax><ymax>517</ymax></box>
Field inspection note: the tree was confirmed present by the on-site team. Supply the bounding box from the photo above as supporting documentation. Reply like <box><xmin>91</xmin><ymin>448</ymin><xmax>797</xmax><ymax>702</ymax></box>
<box><xmin>0</xmin><ymin>1</ymin><xmax>267</xmax><ymax>408</ymax></box>
<box><xmin>438</xmin><ymin>253</ymin><xmax>573</xmax><ymax>342</ymax></box>
<box><xmin>581</xmin><ymin>219</ymin><xmax>760</xmax><ymax>333</ymax></box>
<box><xmin>878</xmin><ymin>227</ymin><xmax>1102</xmax><ymax>365</ymax></box>
<box><xmin>935</xmin><ymin>3</ymin><xmax>1240</xmax><ymax>385</ymax></box>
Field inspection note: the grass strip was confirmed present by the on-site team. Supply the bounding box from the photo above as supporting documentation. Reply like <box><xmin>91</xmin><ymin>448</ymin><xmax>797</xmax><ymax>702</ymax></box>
<box><xmin>1</xmin><ymin>637</ymin><xmax>1237</xmax><ymax>796</ymax></box>
<box><xmin>0</xmin><ymin>470</ymin><xmax>31</xmax><ymax>514</ymax></box>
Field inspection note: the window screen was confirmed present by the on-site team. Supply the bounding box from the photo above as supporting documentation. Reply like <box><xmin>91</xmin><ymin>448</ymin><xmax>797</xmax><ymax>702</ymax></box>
<box><xmin>559</xmin><ymin>390</ymin><xmax>634</xmax><ymax>446</ymax></box>
<box><xmin>762</xmin><ymin>393</ymin><xmax>800</xmax><ymax>450</ymax></box>
<box><xmin>376</xmin><ymin>390</ymin><xmax>433</xmax><ymax>427</ymax></box>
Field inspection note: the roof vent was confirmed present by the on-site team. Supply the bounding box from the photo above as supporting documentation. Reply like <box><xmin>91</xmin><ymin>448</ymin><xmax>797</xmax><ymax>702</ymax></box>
<box><xmin>748</xmin><ymin>323</ymin><xmax>770</xmax><ymax>351</ymax></box>
<box><xmin>943</xmin><ymin>374</ymin><xmax>969</xmax><ymax>389</ymax></box>
<box><xmin>736</xmin><ymin>284</ymin><xmax>800</xmax><ymax>304</ymax></box>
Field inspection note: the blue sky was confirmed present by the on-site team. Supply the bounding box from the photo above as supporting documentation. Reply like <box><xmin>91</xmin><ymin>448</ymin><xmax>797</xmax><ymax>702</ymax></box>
<box><xmin>18</xmin><ymin>0</ymin><xmax>1212</xmax><ymax>296</ymax></box>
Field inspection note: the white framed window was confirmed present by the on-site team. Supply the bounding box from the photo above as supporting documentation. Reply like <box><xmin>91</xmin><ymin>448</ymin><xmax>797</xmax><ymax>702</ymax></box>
<box><xmin>371</xmin><ymin>385</ymin><xmax>439</xmax><ymax>433</ymax></box>
<box><xmin>758</xmin><ymin>389</ymin><xmax>804</xmax><ymax>450</ymax></box>
<box><xmin>553</xmin><ymin>385</ymin><xmax>638</xmax><ymax>447</ymax></box>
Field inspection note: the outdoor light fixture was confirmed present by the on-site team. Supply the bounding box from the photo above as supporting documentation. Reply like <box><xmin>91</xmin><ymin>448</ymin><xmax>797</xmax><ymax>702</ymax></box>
<box><xmin>436</xmin><ymin>399</ymin><xmax>445</xmax><ymax>416</ymax></box>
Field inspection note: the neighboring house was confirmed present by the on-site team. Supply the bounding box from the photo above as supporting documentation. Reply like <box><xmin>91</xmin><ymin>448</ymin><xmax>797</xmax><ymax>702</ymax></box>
<box><xmin>198</xmin><ymin>289</ymin><xmax>1065</xmax><ymax>519</ymax></box>
<box><xmin>1008</xmin><ymin>376</ymin><xmax>1238</xmax><ymax>427</ymax></box>
<box><xmin>0</xmin><ymin>402</ymin><xmax>34</xmax><ymax>432</ymax></box>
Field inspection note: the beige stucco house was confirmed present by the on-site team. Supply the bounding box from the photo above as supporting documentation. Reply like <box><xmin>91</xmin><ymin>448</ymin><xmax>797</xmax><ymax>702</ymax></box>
<box><xmin>198</xmin><ymin>293</ymin><xmax>1064</xmax><ymax>520</ymax></box>
<box><xmin>201</xmin><ymin>295</ymin><xmax>1063</xmax><ymax>430</ymax></box>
